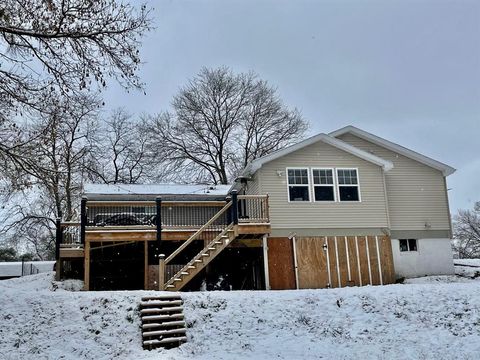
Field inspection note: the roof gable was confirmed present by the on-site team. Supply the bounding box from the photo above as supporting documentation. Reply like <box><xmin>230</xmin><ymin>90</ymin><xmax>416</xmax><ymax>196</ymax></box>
<box><xmin>329</xmin><ymin>126</ymin><xmax>455</xmax><ymax>176</ymax></box>
<box><xmin>242</xmin><ymin>133</ymin><xmax>393</xmax><ymax>176</ymax></box>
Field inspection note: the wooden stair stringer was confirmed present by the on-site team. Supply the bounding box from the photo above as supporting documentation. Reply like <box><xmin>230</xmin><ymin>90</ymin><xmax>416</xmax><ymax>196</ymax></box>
<box><xmin>164</xmin><ymin>224</ymin><xmax>237</xmax><ymax>291</ymax></box>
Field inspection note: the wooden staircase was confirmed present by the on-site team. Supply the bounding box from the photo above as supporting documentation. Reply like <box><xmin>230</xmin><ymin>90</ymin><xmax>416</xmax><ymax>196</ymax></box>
<box><xmin>158</xmin><ymin>194</ymin><xmax>269</xmax><ymax>292</ymax></box>
<box><xmin>141</xmin><ymin>294</ymin><xmax>187</xmax><ymax>349</ymax></box>
<box><xmin>164</xmin><ymin>224</ymin><xmax>237</xmax><ymax>291</ymax></box>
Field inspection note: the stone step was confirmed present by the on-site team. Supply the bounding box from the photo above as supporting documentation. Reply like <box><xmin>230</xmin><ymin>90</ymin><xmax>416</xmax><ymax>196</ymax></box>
<box><xmin>140</xmin><ymin>300</ymin><xmax>182</xmax><ymax>307</ymax></box>
<box><xmin>142</xmin><ymin>320</ymin><xmax>186</xmax><ymax>330</ymax></box>
<box><xmin>141</xmin><ymin>294</ymin><xmax>181</xmax><ymax>302</ymax></box>
<box><xmin>143</xmin><ymin>336</ymin><xmax>187</xmax><ymax>348</ymax></box>
<box><xmin>142</xmin><ymin>312</ymin><xmax>184</xmax><ymax>322</ymax></box>
<box><xmin>143</xmin><ymin>327</ymin><xmax>187</xmax><ymax>338</ymax></box>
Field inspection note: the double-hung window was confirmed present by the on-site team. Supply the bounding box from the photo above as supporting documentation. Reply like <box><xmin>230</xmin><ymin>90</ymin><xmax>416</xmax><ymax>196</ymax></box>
<box><xmin>312</xmin><ymin>168</ymin><xmax>335</xmax><ymax>201</ymax></box>
<box><xmin>287</xmin><ymin>168</ymin><xmax>310</xmax><ymax>201</ymax></box>
<box><xmin>337</xmin><ymin>169</ymin><xmax>360</xmax><ymax>201</ymax></box>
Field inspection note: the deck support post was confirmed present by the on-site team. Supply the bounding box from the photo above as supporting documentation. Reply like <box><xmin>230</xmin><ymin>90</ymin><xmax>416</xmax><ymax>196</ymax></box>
<box><xmin>155</xmin><ymin>197</ymin><xmax>162</xmax><ymax>256</ymax></box>
<box><xmin>144</xmin><ymin>241</ymin><xmax>148</xmax><ymax>290</ymax></box>
<box><xmin>84</xmin><ymin>240</ymin><xmax>90</xmax><ymax>291</ymax></box>
<box><xmin>231</xmin><ymin>190</ymin><xmax>238</xmax><ymax>225</ymax></box>
<box><xmin>262</xmin><ymin>235</ymin><xmax>270</xmax><ymax>290</ymax></box>
<box><xmin>55</xmin><ymin>217</ymin><xmax>62</xmax><ymax>281</ymax></box>
<box><xmin>158</xmin><ymin>254</ymin><xmax>165</xmax><ymax>291</ymax></box>
<box><xmin>80</xmin><ymin>197</ymin><xmax>87</xmax><ymax>245</ymax></box>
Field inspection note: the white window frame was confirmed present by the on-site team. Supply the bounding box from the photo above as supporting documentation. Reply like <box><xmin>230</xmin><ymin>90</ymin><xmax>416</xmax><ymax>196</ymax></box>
<box><xmin>336</xmin><ymin>168</ymin><xmax>362</xmax><ymax>202</ymax></box>
<box><xmin>311</xmin><ymin>167</ymin><xmax>336</xmax><ymax>202</ymax></box>
<box><xmin>286</xmin><ymin>167</ymin><xmax>312</xmax><ymax>202</ymax></box>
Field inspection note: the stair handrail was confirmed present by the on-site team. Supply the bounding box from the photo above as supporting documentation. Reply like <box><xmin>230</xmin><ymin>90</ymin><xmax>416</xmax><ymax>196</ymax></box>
<box><xmin>164</xmin><ymin>201</ymin><xmax>232</xmax><ymax>265</ymax></box>
<box><xmin>164</xmin><ymin>223</ymin><xmax>235</xmax><ymax>290</ymax></box>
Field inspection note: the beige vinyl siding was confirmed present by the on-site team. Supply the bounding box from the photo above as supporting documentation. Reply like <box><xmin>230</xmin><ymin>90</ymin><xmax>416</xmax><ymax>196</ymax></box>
<box><xmin>244</xmin><ymin>173</ymin><xmax>261</xmax><ymax>195</ymax></box>
<box><xmin>337</xmin><ymin>133</ymin><xmax>451</xmax><ymax>232</ymax></box>
<box><xmin>257</xmin><ymin>140</ymin><xmax>389</xmax><ymax>229</ymax></box>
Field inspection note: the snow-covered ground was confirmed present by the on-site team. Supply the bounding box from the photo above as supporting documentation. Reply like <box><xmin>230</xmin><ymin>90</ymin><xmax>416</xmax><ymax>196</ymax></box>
<box><xmin>1</xmin><ymin>268</ymin><xmax>480</xmax><ymax>360</ymax></box>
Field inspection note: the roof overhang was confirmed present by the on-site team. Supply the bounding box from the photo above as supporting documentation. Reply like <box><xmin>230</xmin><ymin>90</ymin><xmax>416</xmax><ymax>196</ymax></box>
<box><xmin>83</xmin><ymin>183</ymin><xmax>231</xmax><ymax>201</ymax></box>
<box><xmin>329</xmin><ymin>126</ymin><xmax>456</xmax><ymax>176</ymax></box>
<box><xmin>242</xmin><ymin>133</ymin><xmax>394</xmax><ymax>177</ymax></box>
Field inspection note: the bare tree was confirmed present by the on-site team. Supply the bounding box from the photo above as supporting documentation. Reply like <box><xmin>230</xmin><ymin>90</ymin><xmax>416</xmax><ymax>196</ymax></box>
<box><xmin>453</xmin><ymin>202</ymin><xmax>480</xmax><ymax>259</ymax></box>
<box><xmin>148</xmin><ymin>67</ymin><xmax>309</xmax><ymax>184</ymax></box>
<box><xmin>0</xmin><ymin>0</ymin><xmax>152</xmax><ymax>180</ymax></box>
<box><xmin>0</xmin><ymin>0</ymin><xmax>152</xmax><ymax>113</ymax></box>
<box><xmin>0</xmin><ymin>93</ymin><xmax>100</xmax><ymax>259</ymax></box>
<box><xmin>86</xmin><ymin>109</ymin><xmax>153</xmax><ymax>184</ymax></box>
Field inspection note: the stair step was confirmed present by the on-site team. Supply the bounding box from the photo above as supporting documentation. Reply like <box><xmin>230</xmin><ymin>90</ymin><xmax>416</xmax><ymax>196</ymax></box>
<box><xmin>141</xmin><ymin>306</ymin><xmax>183</xmax><ymax>315</ymax></box>
<box><xmin>141</xmin><ymin>305</ymin><xmax>184</xmax><ymax>314</ymax></box>
<box><xmin>143</xmin><ymin>336</ymin><xmax>187</xmax><ymax>347</ymax></box>
<box><xmin>173</xmin><ymin>278</ymin><xmax>182</xmax><ymax>282</ymax></box>
<box><xmin>140</xmin><ymin>300</ymin><xmax>182</xmax><ymax>307</ymax></box>
<box><xmin>207</xmin><ymin>247</ymin><xmax>216</xmax><ymax>251</ymax></box>
<box><xmin>201</xmin><ymin>253</ymin><xmax>209</xmax><ymax>257</ymax></box>
<box><xmin>214</xmin><ymin>241</ymin><xmax>222</xmax><ymax>244</ymax></box>
<box><xmin>166</xmin><ymin>284</ymin><xmax>175</xmax><ymax>288</ymax></box>
<box><xmin>142</xmin><ymin>320</ymin><xmax>186</xmax><ymax>330</ymax></box>
<box><xmin>187</xmin><ymin>266</ymin><xmax>195</xmax><ymax>269</ymax></box>
<box><xmin>142</xmin><ymin>313</ymin><xmax>184</xmax><ymax>322</ymax></box>
<box><xmin>141</xmin><ymin>295</ymin><xmax>181</xmax><ymax>302</ymax></box>
<box><xmin>180</xmin><ymin>271</ymin><xmax>189</xmax><ymax>275</ymax></box>
<box><xmin>143</xmin><ymin>328</ymin><xmax>187</xmax><ymax>338</ymax></box>
<box><xmin>194</xmin><ymin>259</ymin><xmax>202</xmax><ymax>263</ymax></box>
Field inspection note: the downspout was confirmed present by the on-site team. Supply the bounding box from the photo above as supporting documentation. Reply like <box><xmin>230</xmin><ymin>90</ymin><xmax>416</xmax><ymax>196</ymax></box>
<box><xmin>443</xmin><ymin>176</ymin><xmax>454</xmax><ymax>239</ymax></box>
<box><xmin>381</xmin><ymin>168</ymin><xmax>391</xmax><ymax>233</ymax></box>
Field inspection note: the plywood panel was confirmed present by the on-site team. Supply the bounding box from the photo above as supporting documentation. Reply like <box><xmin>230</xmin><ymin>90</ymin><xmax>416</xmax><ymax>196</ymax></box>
<box><xmin>367</xmin><ymin>236</ymin><xmax>381</xmax><ymax>285</ymax></box>
<box><xmin>336</xmin><ymin>236</ymin><xmax>349</xmax><ymax>287</ymax></box>
<box><xmin>379</xmin><ymin>236</ymin><xmax>396</xmax><ymax>284</ymax></box>
<box><xmin>267</xmin><ymin>237</ymin><xmax>296</xmax><ymax>290</ymax></box>
<box><xmin>345</xmin><ymin>237</ymin><xmax>358</xmax><ymax>286</ymax></box>
<box><xmin>327</xmin><ymin>237</ymin><xmax>339</xmax><ymax>288</ymax></box>
<box><xmin>295</xmin><ymin>237</ymin><xmax>329</xmax><ymax>289</ymax></box>
<box><xmin>357</xmin><ymin>236</ymin><xmax>371</xmax><ymax>286</ymax></box>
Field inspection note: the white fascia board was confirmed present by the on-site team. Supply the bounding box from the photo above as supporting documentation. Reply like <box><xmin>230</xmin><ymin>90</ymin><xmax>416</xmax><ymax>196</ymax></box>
<box><xmin>329</xmin><ymin>126</ymin><xmax>456</xmax><ymax>176</ymax></box>
<box><xmin>241</xmin><ymin>133</ymin><xmax>393</xmax><ymax>177</ymax></box>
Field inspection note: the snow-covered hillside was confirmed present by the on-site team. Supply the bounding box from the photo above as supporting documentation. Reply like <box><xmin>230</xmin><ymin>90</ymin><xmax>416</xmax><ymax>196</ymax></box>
<box><xmin>1</xmin><ymin>270</ymin><xmax>480</xmax><ymax>360</ymax></box>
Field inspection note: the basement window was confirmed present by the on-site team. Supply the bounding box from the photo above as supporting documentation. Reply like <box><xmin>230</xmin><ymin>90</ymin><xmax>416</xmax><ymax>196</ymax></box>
<box><xmin>287</xmin><ymin>168</ymin><xmax>310</xmax><ymax>201</ymax></box>
<box><xmin>399</xmin><ymin>239</ymin><xmax>417</xmax><ymax>252</ymax></box>
<box><xmin>312</xmin><ymin>168</ymin><xmax>335</xmax><ymax>201</ymax></box>
<box><xmin>337</xmin><ymin>169</ymin><xmax>360</xmax><ymax>202</ymax></box>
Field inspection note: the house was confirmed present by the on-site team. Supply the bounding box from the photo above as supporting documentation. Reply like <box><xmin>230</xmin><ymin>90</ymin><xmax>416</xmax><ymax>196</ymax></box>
<box><xmin>56</xmin><ymin>126</ymin><xmax>455</xmax><ymax>291</ymax></box>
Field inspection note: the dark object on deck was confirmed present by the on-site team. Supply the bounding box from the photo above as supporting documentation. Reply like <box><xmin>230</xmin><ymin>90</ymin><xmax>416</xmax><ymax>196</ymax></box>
<box><xmin>102</xmin><ymin>213</ymin><xmax>143</xmax><ymax>226</ymax></box>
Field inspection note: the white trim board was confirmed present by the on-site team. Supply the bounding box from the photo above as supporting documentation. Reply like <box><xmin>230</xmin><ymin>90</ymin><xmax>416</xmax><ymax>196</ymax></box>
<box><xmin>329</xmin><ymin>125</ymin><xmax>455</xmax><ymax>176</ymax></box>
<box><xmin>242</xmin><ymin>133</ymin><xmax>394</xmax><ymax>177</ymax></box>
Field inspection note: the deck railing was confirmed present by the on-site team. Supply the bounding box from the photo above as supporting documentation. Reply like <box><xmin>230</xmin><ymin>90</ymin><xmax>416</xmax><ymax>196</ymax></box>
<box><xmin>57</xmin><ymin>193</ymin><xmax>269</xmax><ymax>251</ymax></box>
<box><xmin>83</xmin><ymin>200</ymin><xmax>226</xmax><ymax>229</ymax></box>
<box><xmin>238</xmin><ymin>195</ymin><xmax>269</xmax><ymax>223</ymax></box>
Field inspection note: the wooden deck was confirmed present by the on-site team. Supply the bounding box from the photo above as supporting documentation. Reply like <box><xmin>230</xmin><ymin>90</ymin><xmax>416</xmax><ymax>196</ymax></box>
<box><xmin>84</xmin><ymin>223</ymin><xmax>271</xmax><ymax>242</ymax></box>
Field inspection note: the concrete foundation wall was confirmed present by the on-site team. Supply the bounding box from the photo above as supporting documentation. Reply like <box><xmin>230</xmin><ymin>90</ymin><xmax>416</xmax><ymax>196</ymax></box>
<box><xmin>391</xmin><ymin>238</ymin><xmax>454</xmax><ymax>278</ymax></box>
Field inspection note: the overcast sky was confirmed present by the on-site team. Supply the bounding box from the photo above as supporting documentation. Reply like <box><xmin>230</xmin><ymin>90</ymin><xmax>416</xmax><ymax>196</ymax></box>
<box><xmin>103</xmin><ymin>0</ymin><xmax>480</xmax><ymax>212</ymax></box>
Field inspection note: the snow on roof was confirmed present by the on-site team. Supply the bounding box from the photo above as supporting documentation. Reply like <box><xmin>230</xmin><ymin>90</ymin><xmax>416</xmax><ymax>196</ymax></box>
<box><xmin>0</xmin><ymin>261</ymin><xmax>55</xmax><ymax>277</ymax></box>
<box><xmin>84</xmin><ymin>183</ymin><xmax>232</xmax><ymax>196</ymax></box>
<box><xmin>329</xmin><ymin>125</ymin><xmax>456</xmax><ymax>176</ymax></box>
<box><xmin>242</xmin><ymin>133</ymin><xmax>394</xmax><ymax>176</ymax></box>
